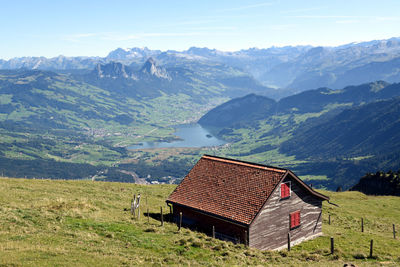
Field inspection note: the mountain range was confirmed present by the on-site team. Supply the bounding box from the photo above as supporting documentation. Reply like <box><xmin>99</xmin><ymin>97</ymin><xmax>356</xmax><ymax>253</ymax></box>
<box><xmin>199</xmin><ymin>81</ymin><xmax>400</xmax><ymax>189</ymax></box>
<box><xmin>199</xmin><ymin>81</ymin><xmax>400</xmax><ymax>128</ymax></box>
<box><xmin>77</xmin><ymin>57</ymin><xmax>271</xmax><ymax>101</ymax></box>
<box><xmin>0</xmin><ymin>56</ymin><xmax>273</xmax><ymax>132</ymax></box>
<box><xmin>2</xmin><ymin>37</ymin><xmax>400</xmax><ymax>99</ymax></box>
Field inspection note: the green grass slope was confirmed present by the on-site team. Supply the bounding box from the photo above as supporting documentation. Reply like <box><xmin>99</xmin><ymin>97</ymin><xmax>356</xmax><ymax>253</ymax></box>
<box><xmin>0</xmin><ymin>177</ymin><xmax>399</xmax><ymax>266</ymax></box>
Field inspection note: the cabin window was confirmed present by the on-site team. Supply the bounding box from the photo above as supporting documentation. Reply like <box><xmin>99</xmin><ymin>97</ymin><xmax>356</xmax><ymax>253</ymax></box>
<box><xmin>290</xmin><ymin>210</ymin><xmax>301</xmax><ymax>229</ymax></box>
<box><xmin>280</xmin><ymin>182</ymin><xmax>291</xmax><ymax>199</ymax></box>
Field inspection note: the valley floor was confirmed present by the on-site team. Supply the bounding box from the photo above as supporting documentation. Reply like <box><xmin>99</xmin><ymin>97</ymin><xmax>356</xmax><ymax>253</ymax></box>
<box><xmin>0</xmin><ymin>177</ymin><xmax>399</xmax><ymax>266</ymax></box>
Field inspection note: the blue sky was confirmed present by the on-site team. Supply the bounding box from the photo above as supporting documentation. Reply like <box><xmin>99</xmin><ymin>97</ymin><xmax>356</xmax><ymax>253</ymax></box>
<box><xmin>1</xmin><ymin>0</ymin><xmax>399</xmax><ymax>59</ymax></box>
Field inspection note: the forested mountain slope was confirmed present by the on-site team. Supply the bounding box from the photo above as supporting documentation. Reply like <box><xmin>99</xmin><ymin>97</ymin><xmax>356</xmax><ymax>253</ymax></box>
<box><xmin>280</xmin><ymin>97</ymin><xmax>400</xmax><ymax>159</ymax></box>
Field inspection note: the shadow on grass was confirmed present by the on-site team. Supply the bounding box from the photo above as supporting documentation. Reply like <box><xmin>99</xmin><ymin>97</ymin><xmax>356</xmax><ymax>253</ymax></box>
<box><xmin>147</xmin><ymin>212</ymin><xmax>173</xmax><ymax>223</ymax></box>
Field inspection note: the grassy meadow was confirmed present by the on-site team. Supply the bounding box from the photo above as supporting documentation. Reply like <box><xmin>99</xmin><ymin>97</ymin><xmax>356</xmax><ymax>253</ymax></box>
<box><xmin>0</xmin><ymin>177</ymin><xmax>399</xmax><ymax>266</ymax></box>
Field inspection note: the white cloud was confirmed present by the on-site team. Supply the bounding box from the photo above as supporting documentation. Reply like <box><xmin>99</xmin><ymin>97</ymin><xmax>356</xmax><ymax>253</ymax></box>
<box><xmin>219</xmin><ymin>1</ymin><xmax>275</xmax><ymax>12</ymax></box>
<box><xmin>288</xmin><ymin>15</ymin><xmax>359</xmax><ymax>19</ymax></box>
<box><xmin>288</xmin><ymin>15</ymin><xmax>400</xmax><ymax>22</ymax></box>
<box><xmin>62</xmin><ymin>27</ymin><xmax>238</xmax><ymax>43</ymax></box>
<box><xmin>266</xmin><ymin>24</ymin><xmax>296</xmax><ymax>31</ymax></box>
<box><xmin>101</xmin><ymin>32</ymin><xmax>205</xmax><ymax>41</ymax></box>
<box><xmin>62</xmin><ymin>33</ymin><xmax>99</xmax><ymax>42</ymax></box>
<box><xmin>280</xmin><ymin>6</ymin><xmax>328</xmax><ymax>14</ymax></box>
<box><xmin>335</xmin><ymin>20</ymin><xmax>360</xmax><ymax>24</ymax></box>
<box><xmin>375</xmin><ymin>16</ymin><xmax>400</xmax><ymax>22</ymax></box>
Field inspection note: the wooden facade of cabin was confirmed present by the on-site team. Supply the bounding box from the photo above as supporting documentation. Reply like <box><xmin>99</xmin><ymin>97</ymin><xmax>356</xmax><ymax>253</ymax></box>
<box><xmin>166</xmin><ymin>155</ymin><xmax>329</xmax><ymax>250</ymax></box>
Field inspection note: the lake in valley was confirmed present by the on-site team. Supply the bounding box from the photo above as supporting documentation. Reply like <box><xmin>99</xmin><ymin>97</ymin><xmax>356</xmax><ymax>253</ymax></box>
<box><xmin>128</xmin><ymin>124</ymin><xmax>226</xmax><ymax>149</ymax></box>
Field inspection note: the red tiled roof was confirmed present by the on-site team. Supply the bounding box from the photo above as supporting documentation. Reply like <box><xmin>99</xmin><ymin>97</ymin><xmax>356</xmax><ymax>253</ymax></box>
<box><xmin>167</xmin><ymin>155</ymin><xmax>288</xmax><ymax>225</ymax></box>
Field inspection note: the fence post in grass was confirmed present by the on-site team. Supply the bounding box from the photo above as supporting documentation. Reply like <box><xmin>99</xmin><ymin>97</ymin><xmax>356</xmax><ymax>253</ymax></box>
<box><xmin>147</xmin><ymin>207</ymin><xmax>149</xmax><ymax>224</ymax></box>
<box><xmin>138</xmin><ymin>206</ymin><xmax>140</xmax><ymax>220</ymax></box>
<box><xmin>160</xmin><ymin>206</ymin><xmax>163</xmax><ymax>226</ymax></box>
<box><xmin>130</xmin><ymin>198</ymin><xmax>134</xmax><ymax>217</ymax></box>
<box><xmin>212</xmin><ymin>226</ymin><xmax>215</xmax><ymax>238</ymax></box>
<box><xmin>330</xmin><ymin>237</ymin><xmax>334</xmax><ymax>254</ymax></box>
<box><xmin>393</xmin><ymin>224</ymin><xmax>396</xmax><ymax>239</ymax></box>
<box><xmin>169</xmin><ymin>205</ymin><xmax>172</xmax><ymax>222</ymax></box>
<box><xmin>369</xmin><ymin>239</ymin><xmax>373</xmax><ymax>258</ymax></box>
<box><xmin>287</xmin><ymin>232</ymin><xmax>291</xmax><ymax>251</ymax></box>
<box><xmin>178</xmin><ymin>212</ymin><xmax>182</xmax><ymax>231</ymax></box>
<box><xmin>329</xmin><ymin>214</ymin><xmax>331</xmax><ymax>225</ymax></box>
<box><xmin>361</xmin><ymin>218</ymin><xmax>364</xmax><ymax>233</ymax></box>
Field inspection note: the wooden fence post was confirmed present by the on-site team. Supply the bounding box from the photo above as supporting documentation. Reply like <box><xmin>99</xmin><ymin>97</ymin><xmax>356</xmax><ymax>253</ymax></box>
<box><xmin>147</xmin><ymin>208</ymin><xmax>149</xmax><ymax>224</ymax></box>
<box><xmin>130</xmin><ymin>199</ymin><xmax>134</xmax><ymax>216</ymax></box>
<box><xmin>369</xmin><ymin>239</ymin><xmax>373</xmax><ymax>258</ymax></box>
<box><xmin>244</xmin><ymin>230</ymin><xmax>248</xmax><ymax>246</ymax></box>
<box><xmin>131</xmin><ymin>194</ymin><xmax>136</xmax><ymax>218</ymax></box>
<box><xmin>287</xmin><ymin>232</ymin><xmax>291</xmax><ymax>251</ymax></box>
<box><xmin>178</xmin><ymin>212</ymin><xmax>182</xmax><ymax>231</ymax></box>
<box><xmin>330</xmin><ymin>237</ymin><xmax>334</xmax><ymax>254</ymax></box>
<box><xmin>160</xmin><ymin>206</ymin><xmax>163</xmax><ymax>226</ymax></box>
<box><xmin>361</xmin><ymin>218</ymin><xmax>364</xmax><ymax>233</ymax></box>
<box><xmin>328</xmin><ymin>214</ymin><xmax>331</xmax><ymax>225</ymax></box>
<box><xmin>212</xmin><ymin>226</ymin><xmax>215</xmax><ymax>238</ymax></box>
<box><xmin>393</xmin><ymin>224</ymin><xmax>396</xmax><ymax>239</ymax></box>
<box><xmin>138</xmin><ymin>206</ymin><xmax>140</xmax><ymax>220</ymax></box>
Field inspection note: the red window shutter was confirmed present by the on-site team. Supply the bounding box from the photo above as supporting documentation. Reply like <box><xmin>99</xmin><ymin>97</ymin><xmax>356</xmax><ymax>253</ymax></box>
<box><xmin>297</xmin><ymin>212</ymin><xmax>301</xmax><ymax>226</ymax></box>
<box><xmin>281</xmin><ymin>183</ymin><xmax>290</xmax><ymax>198</ymax></box>
<box><xmin>290</xmin><ymin>211</ymin><xmax>301</xmax><ymax>229</ymax></box>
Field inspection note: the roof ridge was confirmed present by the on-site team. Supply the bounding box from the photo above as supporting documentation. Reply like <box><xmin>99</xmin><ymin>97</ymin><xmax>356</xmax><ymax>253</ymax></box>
<box><xmin>202</xmin><ymin>155</ymin><xmax>287</xmax><ymax>173</ymax></box>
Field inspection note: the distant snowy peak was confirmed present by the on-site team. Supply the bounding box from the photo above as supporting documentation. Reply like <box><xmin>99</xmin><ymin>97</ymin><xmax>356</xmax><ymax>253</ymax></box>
<box><xmin>106</xmin><ymin>48</ymin><xmax>132</xmax><ymax>60</ymax></box>
<box><xmin>106</xmin><ymin>47</ymin><xmax>161</xmax><ymax>60</ymax></box>
<box><xmin>140</xmin><ymin>57</ymin><xmax>171</xmax><ymax>80</ymax></box>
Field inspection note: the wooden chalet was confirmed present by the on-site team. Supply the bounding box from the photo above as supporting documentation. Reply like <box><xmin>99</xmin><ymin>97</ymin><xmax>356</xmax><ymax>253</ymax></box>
<box><xmin>166</xmin><ymin>155</ymin><xmax>329</xmax><ymax>251</ymax></box>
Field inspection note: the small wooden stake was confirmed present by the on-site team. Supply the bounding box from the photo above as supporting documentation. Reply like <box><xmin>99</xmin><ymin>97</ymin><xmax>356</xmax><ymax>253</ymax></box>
<box><xmin>130</xmin><ymin>199</ymin><xmax>134</xmax><ymax>215</ymax></box>
<box><xmin>330</xmin><ymin>237</ymin><xmax>334</xmax><ymax>254</ymax></box>
<box><xmin>329</xmin><ymin>214</ymin><xmax>331</xmax><ymax>225</ymax></box>
<box><xmin>178</xmin><ymin>212</ymin><xmax>182</xmax><ymax>231</ymax></box>
<box><xmin>369</xmin><ymin>239</ymin><xmax>373</xmax><ymax>258</ymax></box>
<box><xmin>393</xmin><ymin>224</ymin><xmax>396</xmax><ymax>239</ymax></box>
<box><xmin>212</xmin><ymin>226</ymin><xmax>215</xmax><ymax>238</ymax></box>
<box><xmin>160</xmin><ymin>207</ymin><xmax>164</xmax><ymax>226</ymax></box>
<box><xmin>147</xmin><ymin>208</ymin><xmax>149</xmax><ymax>224</ymax></box>
<box><xmin>287</xmin><ymin>232</ymin><xmax>291</xmax><ymax>251</ymax></box>
<box><xmin>132</xmin><ymin>194</ymin><xmax>136</xmax><ymax>218</ymax></box>
<box><xmin>137</xmin><ymin>206</ymin><xmax>140</xmax><ymax>220</ymax></box>
<box><xmin>361</xmin><ymin>218</ymin><xmax>364</xmax><ymax>232</ymax></box>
